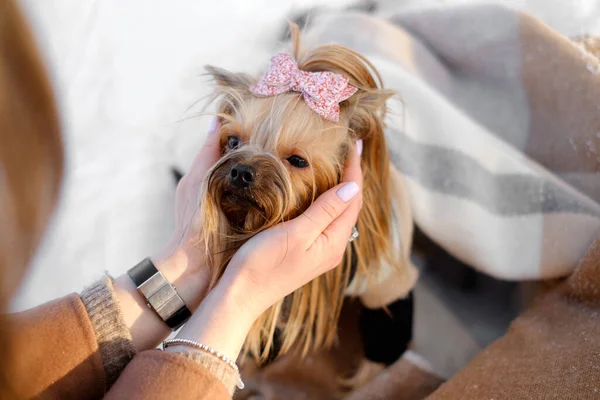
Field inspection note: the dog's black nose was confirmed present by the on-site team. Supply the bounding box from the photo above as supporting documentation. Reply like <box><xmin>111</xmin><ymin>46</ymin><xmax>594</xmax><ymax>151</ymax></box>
<box><xmin>230</xmin><ymin>164</ymin><xmax>255</xmax><ymax>188</ymax></box>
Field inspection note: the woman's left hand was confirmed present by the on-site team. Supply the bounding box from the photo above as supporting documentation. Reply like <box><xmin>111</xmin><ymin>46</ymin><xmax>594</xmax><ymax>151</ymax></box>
<box><xmin>114</xmin><ymin>117</ymin><xmax>221</xmax><ymax>350</ymax></box>
<box><xmin>150</xmin><ymin>117</ymin><xmax>222</xmax><ymax>310</ymax></box>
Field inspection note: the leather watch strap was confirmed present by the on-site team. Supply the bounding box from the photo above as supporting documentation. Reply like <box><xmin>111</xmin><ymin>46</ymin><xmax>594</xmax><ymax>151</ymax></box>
<box><xmin>128</xmin><ymin>258</ymin><xmax>191</xmax><ymax>330</ymax></box>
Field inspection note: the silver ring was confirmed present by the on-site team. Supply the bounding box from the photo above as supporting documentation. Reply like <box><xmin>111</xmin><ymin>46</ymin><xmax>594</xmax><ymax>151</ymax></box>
<box><xmin>349</xmin><ymin>226</ymin><xmax>359</xmax><ymax>242</ymax></box>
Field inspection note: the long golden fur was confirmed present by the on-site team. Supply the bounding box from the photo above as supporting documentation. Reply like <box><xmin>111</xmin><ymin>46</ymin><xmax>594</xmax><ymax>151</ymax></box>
<box><xmin>200</xmin><ymin>24</ymin><xmax>401</xmax><ymax>363</ymax></box>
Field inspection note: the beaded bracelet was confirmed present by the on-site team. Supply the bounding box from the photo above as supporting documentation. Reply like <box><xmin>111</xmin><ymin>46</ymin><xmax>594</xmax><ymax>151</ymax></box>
<box><xmin>163</xmin><ymin>338</ymin><xmax>244</xmax><ymax>389</ymax></box>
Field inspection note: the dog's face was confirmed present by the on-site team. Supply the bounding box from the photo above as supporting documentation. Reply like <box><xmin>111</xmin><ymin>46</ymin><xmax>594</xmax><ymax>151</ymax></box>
<box><xmin>206</xmin><ymin>93</ymin><xmax>353</xmax><ymax>232</ymax></box>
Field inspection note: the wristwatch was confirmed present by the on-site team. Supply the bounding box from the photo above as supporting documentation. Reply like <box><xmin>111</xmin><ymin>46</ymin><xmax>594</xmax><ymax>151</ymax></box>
<box><xmin>128</xmin><ymin>257</ymin><xmax>191</xmax><ymax>330</ymax></box>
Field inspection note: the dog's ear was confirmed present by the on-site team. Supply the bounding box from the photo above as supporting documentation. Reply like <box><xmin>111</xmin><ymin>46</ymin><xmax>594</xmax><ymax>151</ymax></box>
<box><xmin>205</xmin><ymin>65</ymin><xmax>254</xmax><ymax>93</ymax></box>
<box><xmin>347</xmin><ymin>89</ymin><xmax>395</xmax><ymax>140</ymax></box>
<box><xmin>205</xmin><ymin>65</ymin><xmax>255</xmax><ymax>117</ymax></box>
<box><xmin>347</xmin><ymin>88</ymin><xmax>397</xmax><ymax>278</ymax></box>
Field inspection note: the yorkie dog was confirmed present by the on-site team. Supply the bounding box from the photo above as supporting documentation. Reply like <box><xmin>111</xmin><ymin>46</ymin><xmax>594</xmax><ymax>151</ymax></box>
<box><xmin>199</xmin><ymin>24</ymin><xmax>418</xmax><ymax>388</ymax></box>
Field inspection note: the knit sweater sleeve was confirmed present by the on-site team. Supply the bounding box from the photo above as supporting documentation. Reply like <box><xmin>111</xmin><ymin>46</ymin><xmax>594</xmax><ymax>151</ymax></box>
<box><xmin>80</xmin><ymin>276</ymin><xmax>136</xmax><ymax>389</ymax></box>
<box><xmin>80</xmin><ymin>275</ymin><xmax>238</xmax><ymax>394</ymax></box>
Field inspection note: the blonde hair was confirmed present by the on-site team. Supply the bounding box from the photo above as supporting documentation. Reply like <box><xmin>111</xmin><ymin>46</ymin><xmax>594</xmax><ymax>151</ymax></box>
<box><xmin>204</xmin><ymin>24</ymin><xmax>399</xmax><ymax>362</ymax></box>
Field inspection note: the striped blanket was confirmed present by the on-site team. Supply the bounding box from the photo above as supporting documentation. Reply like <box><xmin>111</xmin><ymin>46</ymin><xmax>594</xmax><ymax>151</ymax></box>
<box><xmin>300</xmin><ymin>4</ymin><xmax>600</xmax><ymax>282</ymax></box>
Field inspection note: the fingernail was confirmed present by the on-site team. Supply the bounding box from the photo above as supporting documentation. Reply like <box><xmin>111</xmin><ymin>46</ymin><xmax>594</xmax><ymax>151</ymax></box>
<box><xmin>337</xmin><ymin>182</ymin><xmax>359</xmax><ymax>203</ymax></box>
<box><xmin>357</xmin><ymin>140</ymin><xmax>363</xmax><ymax>157</ymax></box>
<box><xmin>208</xmin><ymin>116</ymin><xmax>218</xmax><ymax>135</ymax></box>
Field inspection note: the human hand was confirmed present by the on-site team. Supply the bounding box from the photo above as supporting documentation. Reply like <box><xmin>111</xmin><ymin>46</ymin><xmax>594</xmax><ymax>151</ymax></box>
<box><xmin>114</xmin><ymin>117</ymin><xmax>221</xmax><ymax>351</ymax></box>
<box><xmin>173</xmin><ymin>140</ymin><xmax>363</xmax><ymax>359</ymax></box>
<box><xmin>151</xmin><ymin>117</ymin><xmax>222</xmax><ymax>310</ymax></box>
<box><xmin>162</xmin><ymin>117</ymin><xmax>221</xmax><ymax>256</ymax></box>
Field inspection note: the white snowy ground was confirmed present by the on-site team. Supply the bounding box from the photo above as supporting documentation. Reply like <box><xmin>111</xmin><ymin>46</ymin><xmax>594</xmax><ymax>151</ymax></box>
<box><xmin>12</xmin><ymin>0</ymin><xmax>600</xmax><ymax>311</ymax></box>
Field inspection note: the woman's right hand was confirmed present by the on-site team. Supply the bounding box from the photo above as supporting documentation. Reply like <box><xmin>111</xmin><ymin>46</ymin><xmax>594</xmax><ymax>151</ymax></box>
<box><xmin>173</xmin><ymin>140</ymin><xmax>363</xmax><ymax>360</ymax></box>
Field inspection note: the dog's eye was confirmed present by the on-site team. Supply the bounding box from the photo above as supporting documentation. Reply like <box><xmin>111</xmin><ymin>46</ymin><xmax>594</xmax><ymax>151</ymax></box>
<box><xmin>226</xmin><ymin>136</ymin><xmax>241</xmax><ymax>151</ymax></box>
<box><xmin>287</xmin><ymin>155</ymin><xmax>309</xmax><ymax>169</ymax></box>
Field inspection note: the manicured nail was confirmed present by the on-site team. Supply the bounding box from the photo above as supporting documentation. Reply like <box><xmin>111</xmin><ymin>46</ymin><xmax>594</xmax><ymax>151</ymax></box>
<box><xmin>357</xmin><ymin>140</ymin><xmax>363</xmax><ymax>157</ymax></box>
<box><xmin>208</xmin><ymin>116</ymin><xmax>218</xmax><ymax>135</ymax></box>
<box><xmin>337</xmin><ymin>182</ymin><xmax>359</xmax><ymax>203</ymax></box>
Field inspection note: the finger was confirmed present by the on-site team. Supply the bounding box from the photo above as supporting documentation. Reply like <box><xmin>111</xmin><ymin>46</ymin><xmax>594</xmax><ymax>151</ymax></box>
<box><xmin>315</xmin><ymin>189</ymin><xmax>361</xmax><ymax>256</ymax></box>
<box><xmin>286</xmin><ymin>141</ymin><xmax>363</xmax><ymax>244</ymax></box>
<box><xmin>176</xmin><ymin>116</ymin><xmax>221</xmax><ymax>203</ymax></box>
<box><xmin>306</xmin><ymin>142</ymin><xmax>363</xmax><ymax>256</ymax></box>
<box><xmin>342</xmin><ymin>140</ymin><xmax>363</xmax><ymax>189</ymax></box>
<box><xmin>289</xmin><ymin>180</ymin><xmax>360</xmax><ymax>245</ymax></box>
<box><xmin>187</xmin><ymin>116</ymin><xmax>222</xmax><ymax>183</ymax></box>
<box><xmin>174</xmin><ymin>117</ymin><xmax>221</xmax><ymax>238</ymax></box>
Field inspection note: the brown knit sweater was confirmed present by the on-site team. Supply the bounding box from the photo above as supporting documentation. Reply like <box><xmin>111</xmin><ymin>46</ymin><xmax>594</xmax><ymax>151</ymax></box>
<box><xmin>5</xmin><ymin>288</ymin><xmax>234</xmax><ymax>399</ymax></box>
<box><xmin>79</xmin><ymin>276</ymin><xmax>239</xmax><ymax>395</ymax></box>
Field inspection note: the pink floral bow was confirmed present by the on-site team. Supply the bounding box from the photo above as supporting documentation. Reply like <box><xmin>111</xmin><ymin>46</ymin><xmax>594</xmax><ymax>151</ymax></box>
<box><xmin>249</xmin><ymin>53</ymin><xmax>358</xmax><ymax>122</ymax></box>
